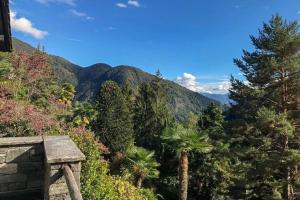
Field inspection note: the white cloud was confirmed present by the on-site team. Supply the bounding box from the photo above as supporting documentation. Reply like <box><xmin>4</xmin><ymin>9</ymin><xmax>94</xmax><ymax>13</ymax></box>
<box><xmin>105</xmin><ymin>26</ymin><xmax>117</xmax><ymax>31</ymax></box>
<box><xmin>175</xmin><ymin>73</ymin><xmax>230</xmax><ymax>94</ymax></box>
<box><xmin>116</xmin><ymin>1</ymin><xmax>141</xmax><ymax>8</ymax></box>
<box><xmin>35</xmin><ymin>0</ymin><xmax>76</xmax><ymax>6</ymax></box>
<box><xmin>116</xmin><ymin>3</ymin><xmax>127</xmax><ymax>8</ymax></box>
<box><xmin>128</xmin><ymin>0</ymin><xmax>141</xmax><ymax>7</ymax></box>
<box><xmin>69</xmin><ymin>9</ymin><xmax>94</xmax><ymax>20</ymax></box>
<box><xmin>10</xmin><ymin>11</ymin><xmax>48</xmax><ymax>39</ymax></box>
<box><xmin>66</xmin><ymin>37</ymin><xmax>82</xmax><ymax>42</ymax></box>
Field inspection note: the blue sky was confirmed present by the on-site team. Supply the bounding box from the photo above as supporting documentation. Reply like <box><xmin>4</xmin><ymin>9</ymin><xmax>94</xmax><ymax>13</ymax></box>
<box><xmin>10</xmin><ymin>0</ymin><xmax>300</xmax><ymax>94</ymax></box>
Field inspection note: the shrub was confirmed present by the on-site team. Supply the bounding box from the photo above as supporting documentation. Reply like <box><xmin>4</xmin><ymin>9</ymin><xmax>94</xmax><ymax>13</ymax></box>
<box><xmin>0</xmin><ymin>119</ymin><xmax>36</xmax><ymax>137</ymax></box>
<box><xmin>66</xmin><ymin>129</ymin><xmax>157</xmax><ymax>200</ymax></box>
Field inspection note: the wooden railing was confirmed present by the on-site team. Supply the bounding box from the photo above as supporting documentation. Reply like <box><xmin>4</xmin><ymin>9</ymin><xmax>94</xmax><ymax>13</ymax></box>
<box><xmin>44</xmin><ymin>136</ymin><xmax>85</xmax><ymax>200</ymax></box>
<box><xmin>63</xmin><ymin>165</ymin><xmax>83</xmax><ymax>200</ymax></box>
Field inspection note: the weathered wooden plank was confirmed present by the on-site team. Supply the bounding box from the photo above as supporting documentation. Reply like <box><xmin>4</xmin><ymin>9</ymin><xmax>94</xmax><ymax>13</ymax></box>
<box><xmin>63</xmin><ymin>165</ymin><xmax>83</xmax><ymax>200</ymax></box>
<box><xmin>0</xmin><ymin>0</ymin><xmax>12</xmax><ymax>52</ymax></box>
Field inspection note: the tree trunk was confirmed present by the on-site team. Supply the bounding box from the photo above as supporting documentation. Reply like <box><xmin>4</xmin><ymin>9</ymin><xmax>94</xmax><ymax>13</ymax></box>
<box><xmin>281</xmin><ymin>67</ymin><xmax>291</xmax><ymax>199</ymax></box>
<box><xmin>136</xmin><ymin>175</ymin><xmax>144</xmax><ymax>189</ymax></box>
<box><xmin>179</xmin><ymin>150</ymin><xmax>189</xmax><ymax>200</ymax></box>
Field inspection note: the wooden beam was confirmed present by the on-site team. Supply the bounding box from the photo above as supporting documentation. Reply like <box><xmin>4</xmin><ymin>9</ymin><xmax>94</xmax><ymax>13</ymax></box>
<box><xmin>0</xmin><ymin>0</ymin><xmax>12</xmax><ymax>52</ymax></box>
<box><xmin>63</xmin><ymin>165</ymin><xmax>83</xmax><ymax>200</ymax></box>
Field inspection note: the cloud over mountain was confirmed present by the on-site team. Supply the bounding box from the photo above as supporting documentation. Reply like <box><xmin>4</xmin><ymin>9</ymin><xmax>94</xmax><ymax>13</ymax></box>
<box><xmin>175</xmin><ymin>73</ymin><xmax>230</xmax><ymax>94</ymax></box>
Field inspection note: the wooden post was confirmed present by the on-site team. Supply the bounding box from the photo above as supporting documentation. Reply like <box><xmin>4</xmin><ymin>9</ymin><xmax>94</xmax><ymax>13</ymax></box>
<box><xmin>63</xmin><ymin>165</ymin><xmax>83</xmax><ymax>200</ymax></box>
<box><xmin>0</xmin><ymin>0</ymin><xmax>12</xmax><ymax>52</ymax></box>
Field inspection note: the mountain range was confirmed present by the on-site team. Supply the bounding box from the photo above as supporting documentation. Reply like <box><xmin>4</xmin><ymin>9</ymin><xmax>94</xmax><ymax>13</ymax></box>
<box><xmin>12</xmin><ymin>38</ymin><xmax>219</xmax><ymax>121</ymax></box>
<box><xmin>201</xmin><ymin>93</ymin><xmax>230</xmax><ymax>105</ymax></box>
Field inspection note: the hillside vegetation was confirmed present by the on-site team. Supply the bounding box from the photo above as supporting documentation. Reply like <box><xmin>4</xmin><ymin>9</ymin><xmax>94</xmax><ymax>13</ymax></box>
<box><xmin>0</xmin><ymin>50</ymin><xmax>156</xmax><ymax>200</ymax></box>
<box><xmin>12</xmin><ymin>38</ymin><xmax>218</xmax><ymax>121</ymax></box>
<box><xmin>4</xmin><ymin>14</ymin><xmax>300</xmax><ymax>200</ymax></box>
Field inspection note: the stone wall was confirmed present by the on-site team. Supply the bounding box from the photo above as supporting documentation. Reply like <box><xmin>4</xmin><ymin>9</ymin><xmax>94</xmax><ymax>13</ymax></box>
<box><xmin>0</xmin><ymin>136</ymin><xmax>85</xmax><ymax>200</ymax></box>
<box><xmin>0</xmin><ymin>137</ymin><xmax>44</xmax><ymax>195</ymax></box>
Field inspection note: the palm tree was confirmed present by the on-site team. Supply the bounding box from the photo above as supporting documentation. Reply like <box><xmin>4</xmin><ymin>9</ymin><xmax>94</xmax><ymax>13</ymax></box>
<box><xmin>71</xmin><ymin>101</ymin><xmax>96</xmax><ymax>127</ymax></box>
<box><xmin>59</xmin><ymin>83</ymin><xmax>75</xmax><ymax>105</ymax></box>
<box><xmin>123</xmin><ymin>146</ymin><xmax>160</xmax><ymax>188</ymax></box>
<box><xmin>162</xmin><ymin>124</ymin><xmax>211</xmax><ymax>200</ymax></box>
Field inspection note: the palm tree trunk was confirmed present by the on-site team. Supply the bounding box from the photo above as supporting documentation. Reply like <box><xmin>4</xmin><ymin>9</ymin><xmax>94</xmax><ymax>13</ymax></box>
<box><xmin>179</xmin><ymin>150</ymin><xmax>189</xmax><ymax>200</ymax></box>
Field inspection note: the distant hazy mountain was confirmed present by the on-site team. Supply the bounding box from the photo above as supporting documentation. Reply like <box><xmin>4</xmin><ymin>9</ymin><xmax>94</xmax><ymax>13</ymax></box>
<box><xmin>201</xmin><ymin>93</ymin><xmax>230</xmax><ymax>105</ymax></box>
<box><xmin>12</xmin><ymin>38</ymin><xmax>220</xmax><ymax>121</ymax></box>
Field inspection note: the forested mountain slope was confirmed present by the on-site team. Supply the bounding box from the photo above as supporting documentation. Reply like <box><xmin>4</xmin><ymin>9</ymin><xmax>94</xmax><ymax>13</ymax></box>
<box><xmin>12</xmin><ymin>38</ymin><xmax>219</xmax><ymax>121</ymax></box>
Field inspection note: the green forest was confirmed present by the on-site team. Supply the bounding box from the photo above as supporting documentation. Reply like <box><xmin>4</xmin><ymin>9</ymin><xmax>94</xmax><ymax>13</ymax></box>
<box><xmin>1</xmin><ymin>14</ymin><xmax>300</xmax><ymax>200</ymax></box>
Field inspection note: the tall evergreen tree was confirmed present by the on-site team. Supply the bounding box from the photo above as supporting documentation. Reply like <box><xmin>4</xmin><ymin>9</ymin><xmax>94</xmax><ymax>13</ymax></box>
<box><xmin>93</xmin><ymin>80</ymin><xmax>134</xmax><ymax>154</ymax></box>
<box><xmin>133</xmin><ymin>70</ymin><xmax>171</xmax><ymax>150</ymax></box>
<box><xmin>188</xmin><ymin>104</ymin><xmax>232</xmax><ymax>200</ymax></box>
<box><xmin>122</xmin><ymin>80</ymin><xmax>135</xmax><ymax>118</ymax></box>
<box><xmin>228</xmin><ymin>15</ymin><xmax>300</xmax><ymax>199</ymax></box>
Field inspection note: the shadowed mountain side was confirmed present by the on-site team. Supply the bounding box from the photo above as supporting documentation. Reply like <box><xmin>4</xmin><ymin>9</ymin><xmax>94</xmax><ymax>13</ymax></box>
<box><xmin>12</xmin><ymin>38</ymin><xmax>220</xmax><ymax>121</ymax></box>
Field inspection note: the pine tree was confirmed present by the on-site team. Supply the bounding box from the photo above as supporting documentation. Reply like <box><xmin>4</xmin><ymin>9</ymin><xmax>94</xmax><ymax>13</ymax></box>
<box><xmin>189</xmin><ymin>104</ymin><xmax>232</xmax><ymax>200</ymax></box>
<box><xmin>133</xmin><ymin>70</ymin><xmax>171</xmax><ymax>151</ymax></box>
<box><xmin>228</xmin><ymin>15</ymin><xmax>300</xmax><ymax>199</ymax></box>
<box><xmin>93</xmin><ymin>81</ymin><xmax>134</xmax><ymax>154</ymax></box>
<box><xmin>122</xmin><ymin>80</ymin><xmax>135</xmax><ymax>117</ymax></box>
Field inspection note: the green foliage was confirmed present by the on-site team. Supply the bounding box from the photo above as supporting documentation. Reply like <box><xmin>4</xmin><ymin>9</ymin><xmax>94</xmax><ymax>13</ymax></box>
<box><xmin>0</xmin><ymin>119</ymin><xmax>36</xmax><ymax>137</ymax></box>
<box><xmin>162</xmin><ymin>124</ymin><xmax>211</xmax><ymax>154</ymax></box>
<box><xmin>8</xmin><ymin>15</ymin><xmax>300</xmax><ymax>200</ymax></box>
<box><xmin>0</xmin><ymin>50</ymin><xmax>156</xmax><ymax>200</ymax></box>
<box><xmin>162</xmin><ymin>124</ymin><xmax>211</xmax><ymax>200</ymax></box>
<box><xmin>228</xmin><ymin>15</ymin><xmax>300</xmax><ymax>199</ymax></box>
<box><xmin>0</xmin><ymin>53</ymin><xmax>14</xmax><ymax>95</ymax></box>
<box><xmin>184</xmin><ymin>112</ymin><xmax>199</xmax><ymax>130</ymax></box>
<box><xmin>68</xmin><ymin>130</ymin><xmax>113</xmax><ymax>200</ymax></box>
<box><xmin>0</xmin><ymin>55</ymin><xmax>12</xmax><ymax>78</ymax></box>
<box><xmin>13</xmin><ymin>37</ymin><xmax>218</xmax><ymax>122</ymax></box>
<box><xmin>139</xmin><ymin>188</ymin><xmax>158</xmax><ymax>200</ymax></box>
<box><xmin>133</xmin><ymin>72</ymin><xmax>172</xmax><ymax>151</ymax></box>
<box><xmin>70</xmin><ymin>101</ymin><xmax>96</xmax><ymax>127</ymax></box>
<box><xmin>122</xmin><ymin>80</ymin><xmax>135</xmax><ymax>113</ymax></box>
<box><xmin>198</xmin><ymin>103</ymin><xmax>224</xmax><ymax>131</ymax></box>
<box><xmin>189</xmin><ymin>105</ymin><xmax>232</xmax><ymax>200</ymax></box>
<box><xmin>69</xmin><ymin>130</ymin><xmax>156</xmax><ymax>200</ymax></box>
<box><xmin>59</xmin><ymin>83</ymin><xmax>75</xmax><ymax>105</ymax></box>
<box><xmin>243</xmin><ymin>108</ymin><xmax>298</xmax><ymax>199</ymax></box>
<box><xmin>122</xmin><ymin>146</ymin><xmax>160</xmax><ymax>188</ymax></box>
<box><xmin>93</xmin><ymin>80</ymin><xmax>134</xmax><ymax>154</ymax></box>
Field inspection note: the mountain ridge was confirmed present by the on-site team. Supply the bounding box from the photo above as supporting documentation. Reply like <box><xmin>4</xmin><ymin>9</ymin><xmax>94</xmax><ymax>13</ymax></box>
<box><xmin>12</xmin><ymin>38</ymin><xmax>219</xmax><ymax>121</ymax></box>
<box><xmin>201</xmin><ymin>93</ymin><xmax>230</xmax><ymax>105</ymax></box>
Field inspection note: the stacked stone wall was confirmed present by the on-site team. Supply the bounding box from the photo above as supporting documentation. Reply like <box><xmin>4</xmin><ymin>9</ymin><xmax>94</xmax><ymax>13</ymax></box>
<box><xmin>0</xmin><ymin>136</ymin><xmax>85</xmax><ymax>199</ymax></box>
<box><xmin>0</xmin><ymin>143</ymin><xmax>44</xmax><ymax>194</ymax></box>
